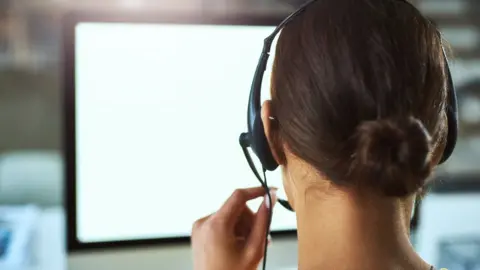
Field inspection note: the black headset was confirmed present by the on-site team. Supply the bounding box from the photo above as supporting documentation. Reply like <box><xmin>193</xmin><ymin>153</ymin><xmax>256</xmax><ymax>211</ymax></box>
<box><xmin>238</xmin><ymin>0</ymin><xmax>458</xmax><ymax>268</ymax></box>
<box><xmin>239</xmin><ymin>0</ymin><xmax>458</xmax><ymax>212</ymax></box>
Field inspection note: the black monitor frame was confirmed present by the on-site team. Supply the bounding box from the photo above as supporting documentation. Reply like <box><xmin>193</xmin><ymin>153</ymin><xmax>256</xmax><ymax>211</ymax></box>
<box><xmin>62</xmin><ymin>10</ymin><xmax>295</xmax><ymax>252</ymax></box>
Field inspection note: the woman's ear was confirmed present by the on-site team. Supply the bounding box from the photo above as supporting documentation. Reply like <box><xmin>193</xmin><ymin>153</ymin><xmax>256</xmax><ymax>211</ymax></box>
<box><xmin>261</xmin><ymin>100</ymin><xmax>285</xmax><ymax>165</ymax></box>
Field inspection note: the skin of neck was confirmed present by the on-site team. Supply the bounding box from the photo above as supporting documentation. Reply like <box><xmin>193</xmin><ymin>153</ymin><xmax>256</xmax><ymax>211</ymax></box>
<box><xmin>282</xmin><ymin>162</ymin><xmax>431</xmax><ymax>270</ymax></box>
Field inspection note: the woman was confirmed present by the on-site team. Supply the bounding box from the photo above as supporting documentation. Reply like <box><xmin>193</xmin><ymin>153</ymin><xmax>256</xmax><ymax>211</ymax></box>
<box><xmin>192</xmin><ymin>0</ymin><xmax>447</xmax><ymax>269</ymax></box>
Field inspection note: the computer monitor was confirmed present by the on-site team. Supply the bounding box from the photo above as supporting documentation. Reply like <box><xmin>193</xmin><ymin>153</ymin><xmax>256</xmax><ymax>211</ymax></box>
<box><xmin>64</xmin><ymin>11</ymin><xmax>480</xmax><ymax>270</ymax></box>
<box><xmin>64</xmin><ymin>11</ymin><xmax>299</xmax><ymax>270</ymax></box>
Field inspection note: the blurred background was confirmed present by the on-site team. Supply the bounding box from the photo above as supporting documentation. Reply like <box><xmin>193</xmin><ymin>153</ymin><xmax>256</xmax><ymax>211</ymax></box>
<box><xmin>0</xmin><ymin>0</ymin><xmax>480</xmax><ymax>269</ymax></box>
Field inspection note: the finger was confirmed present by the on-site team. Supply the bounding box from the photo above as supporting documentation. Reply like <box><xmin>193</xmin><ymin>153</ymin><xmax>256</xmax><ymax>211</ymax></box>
<box><xmin>244</xmin><ymin>190</ymin><xmax>277</xmax><ymax>262</ymax></box>
<box><xmin>216</xmin><ymin>187</ymin><xmax>269</xmax><ymax>225</ymax></box>
<box><xmin>191</xmin><ymin>214</ymin><xmax>212</xmax><ymax>236</ymax></box>
<box><xmin>234</xmin><ymin>207</ymin><xmax>254</xmax><ymax>237</ymax></box>
<box><xmin>235</xmin><ymin>234</ymin><xmax>272</xmax><ymax>248</ymax></box>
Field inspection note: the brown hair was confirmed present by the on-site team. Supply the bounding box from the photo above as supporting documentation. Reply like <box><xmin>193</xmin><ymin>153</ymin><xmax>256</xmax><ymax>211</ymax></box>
<box><xmin>270</xmin><ymin>0</ymin><xmax>447</xmax><ymax>197</ymax></box>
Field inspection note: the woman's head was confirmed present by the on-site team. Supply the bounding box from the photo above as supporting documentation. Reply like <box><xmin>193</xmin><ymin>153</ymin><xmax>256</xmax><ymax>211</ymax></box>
<box><xmin>262</xmin><ymin>0</ymin><xmax>448</xmax><ymax>202</ymax></box>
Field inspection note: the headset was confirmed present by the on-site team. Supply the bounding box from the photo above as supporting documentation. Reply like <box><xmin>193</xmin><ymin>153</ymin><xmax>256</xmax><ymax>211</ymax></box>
<box><xmin>238</xmin><ymin>0</ymin><xmax>458</xmax><ymax>269</ymax></box>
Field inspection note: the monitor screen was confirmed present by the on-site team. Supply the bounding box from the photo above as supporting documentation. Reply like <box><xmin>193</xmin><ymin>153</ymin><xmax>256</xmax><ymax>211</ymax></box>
<box><xmin>73</xmin><ymin>22</ymin><xmax>296</xmax><ymax>244</ymax></box>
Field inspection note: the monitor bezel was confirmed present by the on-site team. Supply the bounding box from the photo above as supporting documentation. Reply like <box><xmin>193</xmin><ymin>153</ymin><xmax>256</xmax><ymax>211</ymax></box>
<box><xmin>63</xmin><ymin>10</ymin><xmax>295</xmax><ymax>252</ymax></box>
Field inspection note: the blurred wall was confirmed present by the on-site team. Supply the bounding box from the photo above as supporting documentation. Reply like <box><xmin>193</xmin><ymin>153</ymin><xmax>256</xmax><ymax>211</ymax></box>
<box><xmin>0</xmin><ymin>69</ymin><xmax>61</xmax><ymax>152</ymax></box>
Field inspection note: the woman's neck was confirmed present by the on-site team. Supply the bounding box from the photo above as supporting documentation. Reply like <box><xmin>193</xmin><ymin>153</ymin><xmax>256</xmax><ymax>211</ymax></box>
<box><xmin>294</xmin><ymin>188</ymin><xmax>430</xmax><ymax>270</ymax></box>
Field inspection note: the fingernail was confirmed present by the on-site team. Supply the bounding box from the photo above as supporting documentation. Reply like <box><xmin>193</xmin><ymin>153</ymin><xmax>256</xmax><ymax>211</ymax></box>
<box><xmin>265</xmin><ymin>189</ymin><xmax>277</xmax><ymax>209</ymax></box>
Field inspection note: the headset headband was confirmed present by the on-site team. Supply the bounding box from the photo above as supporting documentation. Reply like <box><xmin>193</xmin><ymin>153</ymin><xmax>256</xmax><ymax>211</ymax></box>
<box><xmin>247</xmin><ymin>0</ymin><xmax>317</xmax><ymax>129</ymax></box>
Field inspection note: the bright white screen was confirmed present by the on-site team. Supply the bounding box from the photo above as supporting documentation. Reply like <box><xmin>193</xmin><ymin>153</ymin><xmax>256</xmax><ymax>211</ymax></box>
<box><xmin>75</xmin><ymin>22</ymin><xmax>296</xmax><ymax>243</ymax></box>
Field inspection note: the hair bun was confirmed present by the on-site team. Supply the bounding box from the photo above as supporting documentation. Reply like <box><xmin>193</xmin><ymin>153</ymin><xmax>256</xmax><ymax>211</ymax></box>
<box><xmin>353</xmin><ymin>116</ymin><xmax>433</xmax><ymax>197</ymax></box>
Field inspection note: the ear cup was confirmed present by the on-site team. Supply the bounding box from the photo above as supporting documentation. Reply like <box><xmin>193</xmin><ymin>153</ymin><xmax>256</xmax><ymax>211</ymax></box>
<box><xmin>438</xmin><ymin>66</ymin><xmax>458</xmax><ymax>164</ymax></box>
<box><xmin>251</xmin><ymin>113</ymin><xmax>279</xmax><ymax>171</ymax></box>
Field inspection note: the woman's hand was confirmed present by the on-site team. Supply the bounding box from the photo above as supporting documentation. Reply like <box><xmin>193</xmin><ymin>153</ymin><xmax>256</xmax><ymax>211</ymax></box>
<box><xmin>191</xmin><ymin>186</ymin><xmax>277</xmax><ymax>270</ymax></box>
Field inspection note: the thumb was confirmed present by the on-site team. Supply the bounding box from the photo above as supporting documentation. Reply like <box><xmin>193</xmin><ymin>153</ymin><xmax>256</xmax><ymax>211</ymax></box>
<box><xmin>244</xmin><ymin>189</ymin><xmax>277</xmax><ymax>263</ymax></box>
